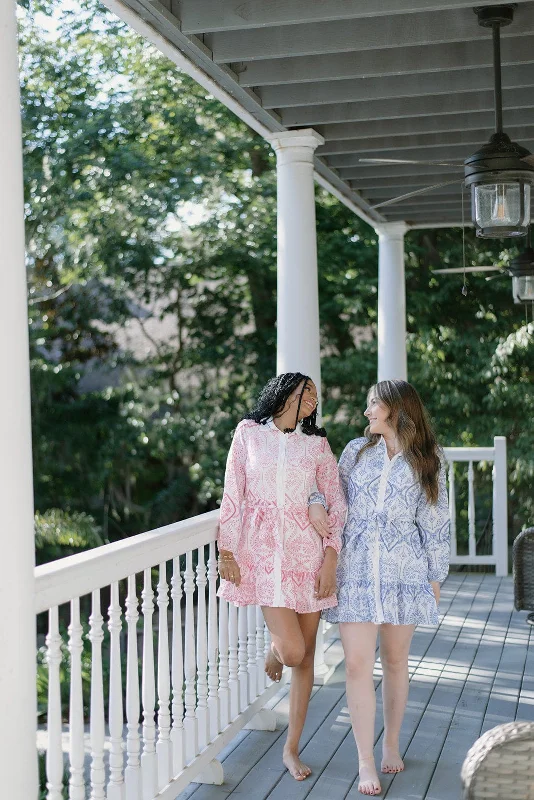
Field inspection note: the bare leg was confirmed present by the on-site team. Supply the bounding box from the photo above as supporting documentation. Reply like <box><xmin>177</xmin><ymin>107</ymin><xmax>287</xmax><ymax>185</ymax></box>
<box><xmin>283</xmin><ymin>612</ymin><xmax>320</xmax><ymax>780</ymax></box>
<box><xmin>262</xmin><ymin>607</ymin><xmax>319</xmax><ymax>780</ymax></box>
<box><xmin>379</xmin><ymin>624</ymin><xmax>415</xmax><ymax>774</ymax></box>
<box><xmin>340</xmin><ymin>622</ymin><xmax>381</xmax><ymax>796</ymax></box>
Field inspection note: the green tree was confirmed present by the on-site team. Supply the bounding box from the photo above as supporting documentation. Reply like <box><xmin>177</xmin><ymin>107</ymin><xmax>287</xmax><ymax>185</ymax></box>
<box><xmin>20</xmin><ymin>0</ymin><xmax>533</xmax><ymax>560</ymax></box>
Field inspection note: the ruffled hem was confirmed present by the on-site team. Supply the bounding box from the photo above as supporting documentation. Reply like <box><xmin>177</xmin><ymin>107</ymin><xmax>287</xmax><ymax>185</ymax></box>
<box><xmin>218</xmin><ymin>572</ymin><xmax>338</xmax><ymax>614</ymax></box>
<box><xmin>323</xmin><ymin>580</ymin><xmax>438</xmax><ymax>626</ymax></box>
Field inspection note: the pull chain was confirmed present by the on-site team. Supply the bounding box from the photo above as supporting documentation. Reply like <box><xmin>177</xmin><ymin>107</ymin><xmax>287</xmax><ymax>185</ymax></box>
<box><xmin>461</xmin><ymin>185</ymin><xmax>468</xmax><ymax>296</ymax></box>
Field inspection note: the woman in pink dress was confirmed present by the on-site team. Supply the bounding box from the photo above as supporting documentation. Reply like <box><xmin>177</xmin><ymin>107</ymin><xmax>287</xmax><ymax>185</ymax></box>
<box><xmin>217</xmin><ymin>372</ymin><xmax>347</xmax><ymax>780</ymax></box>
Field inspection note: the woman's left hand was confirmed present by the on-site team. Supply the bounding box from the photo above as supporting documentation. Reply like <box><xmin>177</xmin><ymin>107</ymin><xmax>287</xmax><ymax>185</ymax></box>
<box><xmin>431</xmin><ymin>581</ymin><xmax>440</xmax><ymax>605</ymax></box>
<box><xmin>314</xmin><ymin>561</ymin><xmax>337</xmax><ymax>599</ymax></box>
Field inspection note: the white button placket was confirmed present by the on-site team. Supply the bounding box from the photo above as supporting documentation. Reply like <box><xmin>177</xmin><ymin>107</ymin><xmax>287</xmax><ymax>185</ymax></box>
<box><xmin>273</xmin><ymin>430</ymin><xmax>288</xmax><ymax>606</ymax></box>
<box><xmin>374</xmin><ymin>443</ymin><xmax>402</xmax><ymax>623</ymax></box>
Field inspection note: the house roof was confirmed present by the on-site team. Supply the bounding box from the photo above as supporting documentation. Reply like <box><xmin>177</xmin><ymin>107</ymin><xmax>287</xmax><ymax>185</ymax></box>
<box><xmin>104</xmin><ymin>0</ymin><xmax>534</xmax><ymax>228</ymax></box>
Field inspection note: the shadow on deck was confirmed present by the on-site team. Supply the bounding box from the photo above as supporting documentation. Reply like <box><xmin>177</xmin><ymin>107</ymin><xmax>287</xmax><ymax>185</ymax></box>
<box><xmin>177</xmin><ymin>574</ymin><xmax>534</xmax><ymax>800</ymax></box>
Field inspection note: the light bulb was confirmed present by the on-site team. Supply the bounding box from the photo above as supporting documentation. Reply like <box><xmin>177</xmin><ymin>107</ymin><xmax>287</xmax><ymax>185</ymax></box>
<box><xmin>491</xmin><ymin>186</ymin><xmax>508</xmax><ymax>221</ymax></box>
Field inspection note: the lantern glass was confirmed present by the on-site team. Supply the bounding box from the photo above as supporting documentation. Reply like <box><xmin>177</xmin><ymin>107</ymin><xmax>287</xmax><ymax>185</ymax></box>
<box><xmin>473</xmin><ymin>182</ymin><xmax>530</xmax><ymax>237</ymax></box>
<box><xmin>512</xmin><ymin>275</ymin><xmax>534</xmax><ymax>304</ymax></box>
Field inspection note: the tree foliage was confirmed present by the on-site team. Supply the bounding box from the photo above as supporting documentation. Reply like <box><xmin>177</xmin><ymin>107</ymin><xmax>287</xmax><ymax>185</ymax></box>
<box><xmin>19</xmin><ymin>0</ymin><xmax>533</xmax><ymax>561</ymax></box>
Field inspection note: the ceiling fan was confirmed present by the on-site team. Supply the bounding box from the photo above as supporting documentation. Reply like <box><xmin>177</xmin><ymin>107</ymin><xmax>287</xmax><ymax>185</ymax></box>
<box><xmin>359</xmin><ymin>5</ymin><xmax>534</xmax><ymax>237</ymax></box>
<box><xmin>432</xmin><ymin>228</ymin><xmax>534</xmax><ymax>303</ymax></box>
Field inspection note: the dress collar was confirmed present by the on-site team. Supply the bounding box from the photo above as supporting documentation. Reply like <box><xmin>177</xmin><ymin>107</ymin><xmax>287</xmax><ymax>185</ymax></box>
<box><xmin>379</xmin><ymin>435</ymin><xmax>403</xmax><ymax>462</ymax></box>
<box><xmin>266</xmin><ymin>417</ymin><xmax>303</xmax><ymax>436</ymax></box>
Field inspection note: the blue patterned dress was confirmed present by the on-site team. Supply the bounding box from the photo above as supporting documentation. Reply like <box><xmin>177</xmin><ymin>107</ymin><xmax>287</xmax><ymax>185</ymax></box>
<box><xmin>314</xmin><ymin>437</ymin><xmax>450</xmax><ymax>626</ymax></box>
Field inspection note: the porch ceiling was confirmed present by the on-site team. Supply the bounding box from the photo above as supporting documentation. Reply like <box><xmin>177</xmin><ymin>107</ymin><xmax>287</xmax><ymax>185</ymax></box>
<box><xmin>110</xmin><ymin>0</ymin><xmax>534</xmax><ymax>228</ymax></box>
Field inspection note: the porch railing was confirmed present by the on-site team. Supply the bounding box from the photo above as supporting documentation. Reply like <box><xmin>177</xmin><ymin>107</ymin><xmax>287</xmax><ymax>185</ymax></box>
<box><xmin>443</xmin><ymin>436</ymin><xmax>508</xmax><ymax>576</ymax></box>
<box><xmin>35</xmin><ymin>511</ymin><xmax>284</xmax><ymax>800</ymax></box>
<box><xmin>35</xmin><ymin>438</ymin><xmax>508</xmax><ymax>799</ymax></box>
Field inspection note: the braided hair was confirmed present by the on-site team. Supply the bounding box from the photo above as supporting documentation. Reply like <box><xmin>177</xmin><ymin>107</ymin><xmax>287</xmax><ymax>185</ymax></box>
<box><xmin>244</xmin><ymin>372</ymin><xmax>326</xmax><ymax>437</ymax></box>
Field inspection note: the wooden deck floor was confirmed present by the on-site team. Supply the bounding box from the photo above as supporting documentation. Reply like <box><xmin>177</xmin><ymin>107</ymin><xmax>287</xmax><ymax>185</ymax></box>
<box><xmin>178</xmin><ymin>574</ymin><xmax>534</xmax><ymax>800</ymax></box>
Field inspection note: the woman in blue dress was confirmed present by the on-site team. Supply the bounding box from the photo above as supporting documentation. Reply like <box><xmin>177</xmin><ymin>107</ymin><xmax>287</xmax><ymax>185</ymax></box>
<box><xmin>309</xmin><ymin>379</ymin><xmax>450</xmax><ymax>796</ymax></box>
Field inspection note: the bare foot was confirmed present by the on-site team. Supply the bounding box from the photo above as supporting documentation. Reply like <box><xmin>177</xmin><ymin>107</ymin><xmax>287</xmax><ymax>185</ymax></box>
<box><xmin>381</xmin><ymin>745</ymin><xmax>404</xmax><ymax>774</ymax></box>
<box><xmin>358</xmin><ymin>757</ymin><xmax>381</xmax><ymax>796</ymax></box>
<box><xmin>264</xmin><ymin>645</ymin><xmax>283</xmax><ymax>682</ymax></box>
<box><xmin>283</xmin><ymin>748</ymin><xmax>311</xmax><ymax>781</ymax></box>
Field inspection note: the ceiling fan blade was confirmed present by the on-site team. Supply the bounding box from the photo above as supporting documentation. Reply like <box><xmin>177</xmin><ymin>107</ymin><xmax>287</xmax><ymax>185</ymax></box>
<box><xmin>358</xmin><ymin>158</ymin><xmax>463</xmax><ymax>167</ymax></box>
<box><xmin>372</xmin><ymin>179</ymin><xmax>462</xmax><ymax>209</ymax></box>
<box><xmin>432</xmin><ymin>266</ymin><xmax>502</xmax><ymax>274</ymax></box>
<box><xmin>521</xmin><ymin>154</ymin><xmax>534</xmax><ymax>166</ymax></box>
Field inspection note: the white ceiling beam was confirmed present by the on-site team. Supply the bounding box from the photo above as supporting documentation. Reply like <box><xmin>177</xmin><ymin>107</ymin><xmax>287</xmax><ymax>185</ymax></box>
<box><xmin>179</xmin><ymin>0</ymin><xmax>531</xmax><ymax>34</ymax></box>
<box><xmin>261</xmin><ymin>64</ymin><xmax>534</xmax><ymax>109</ymax></box>
<box><xmin>208</xmin><ymin>6</ymin><xmax>534</xmax><ymax>63</ymax></box>
<box><xmin>237</xmin><ymin>36</ymin><xmax>534</xmax><ymax>87</ymax></box>
<box><xmin>317</xmin><ymin>125</ymin><xmax>534</xmax><ymax>155</ymax></box>
<box><xmin>318</xmin><ymin>107</ymin><xmax>534</xmax><ymax>141</ymax></box>
<box><xmin>282</xmin><ymin>87</ymin><xmax>534</xmax><ymax>127</ymax></box>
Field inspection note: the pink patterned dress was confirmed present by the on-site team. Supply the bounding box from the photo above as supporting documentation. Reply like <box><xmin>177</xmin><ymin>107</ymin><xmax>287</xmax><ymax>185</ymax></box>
<box><xmin>217</xmin><ymin>419</ymin><xmax>347</xmax><ymax>613</ymax></box>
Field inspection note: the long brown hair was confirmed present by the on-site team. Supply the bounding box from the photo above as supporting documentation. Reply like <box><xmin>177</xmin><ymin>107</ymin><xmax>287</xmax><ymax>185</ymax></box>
<box><xmin>357</xmin><ymin>380</ymin><xmax>442</xmax><ymax>504</ymax></box>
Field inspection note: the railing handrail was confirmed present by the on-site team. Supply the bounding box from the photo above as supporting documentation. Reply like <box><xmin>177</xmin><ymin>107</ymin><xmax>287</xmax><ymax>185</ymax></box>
<box><xmin>443</xmin><ymin>446</ymin><xmax>495</xmax><ymax>462</ymax></box>
<box><xmin>35</xmin><ymin>509</ymin><xmax>220</xmax><ymax>614</ymax></box>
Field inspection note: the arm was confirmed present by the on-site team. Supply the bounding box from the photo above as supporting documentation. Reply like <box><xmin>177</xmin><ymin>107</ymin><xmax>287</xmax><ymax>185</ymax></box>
<box><xmin>314</xmin><ymin>440</ymin><xmax>348</xmax><ymax>555</ymax></box>
<box><xmin>217</xmin><ymin>423</ymin><xmax>247</xmax><ymax>583</ymax></box>
<box><xmin>308</xmin><ymin>440</ymin><xmax>357</xmax><ymax>537</ymax></box>
<box><xmin>415</xmin><ymin>461</ymin><xmax>451</xmax><ymax>590</ymax></box>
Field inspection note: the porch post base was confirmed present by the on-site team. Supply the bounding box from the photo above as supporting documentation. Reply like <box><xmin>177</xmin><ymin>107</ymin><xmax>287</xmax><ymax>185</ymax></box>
<box><xmin>313</xmin><ymin>663</ymin><xmax>336</xmax><ymax>685</ymax></box>
<box><xmin>196</xmin><ymin>758</ymin><xmax>224</xmax><ymax>785</ymax></box>
<box><xmin>245</xmin><ymin>709</ymin><xmax>277</xmax><ymax>731</ymax></box>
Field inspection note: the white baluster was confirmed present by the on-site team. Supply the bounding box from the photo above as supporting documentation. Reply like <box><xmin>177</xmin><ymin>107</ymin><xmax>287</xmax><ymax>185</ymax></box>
<box><xmin>228</xmin><ymin>603</ymin><xmax>239</xmax><ymax>720</ymax></box>
<box><xmin>196</xmin><ymin>546</ymin><xmax>209</xmax><ymax>750</ymax></box>
<box><xmin>448</xmin><ymin>461</ymin><xmax>457</xmax><ymax>559</ymax></box>
<box><xmin>89</xmin><ymin>590</ymin><xmax>106</xmax><ymax>800</ymax></box>
<box><xmin>68</xmin><ymin>599</ymin><xmax>85</xmax><ymax>800</ymax></box>
<box><xmin>255</xmin><ymin>607</ymin><xmax>266</xmax><ymax>696</ymax></box>
<box><xmin>141</xmin><ymin>569</ymin><xmax>157</xmax><ymax>799</ymax></box>
<box><xmin>218</xmin><ymin>597</ymin><xmax>230</xmax><ymax>731</ymax></box>
<box><xmin>207</xmin><ymin>542</ymin><xmax>220</xmax><ymax>741</ymax></box>
<box><xmin>183</xmin><ymin>551</ymin><xmax>198</xmax><ymax>762</ymax></box>
<box><xmin>264</xmin><ymin>623</ymin><xmax>273</xmax><ymax>684</ymax></box>
<box><xmin>108</xmin><ymin>583</ymin><xmax>125</xmax><ymax>800</ymax></box>
<box><xmin>170</xmin><ymin>558</ymin><xmax>184</xmax><ymax>775</ymax></box>
<box><xmin>237</xmin><ymin>607</ymin><xmax>249</xmax><ymax>712</ymax></box>
<box><xmin>468</xmin><ymin>461</ymin><xmax>476</xmax><ymax>557</ymax></box>
<box><xmin>125</xmin><ymin>575</ymin><xmax>141</xmax><ymax>800</ymax></box>
<box><xmin>247</xmin><ymin>606</ymin><xmax>258</xmax><ymax>703</ymax></box>
<box><xmin>46</xmin><ymin>606</ymin><xmax>64</xmax><ymax>800</ymax></box>
<box><xmin>157</xmin><ymin>563</ymin><xmax>171</xmax><ymax>790</ymax></box>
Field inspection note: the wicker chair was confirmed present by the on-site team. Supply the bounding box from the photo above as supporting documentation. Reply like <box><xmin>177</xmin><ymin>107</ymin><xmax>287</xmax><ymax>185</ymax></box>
<box><xmin>461</xmin><ymin>722</ymin><xmax>534</xmax><ymax>799</ymax></box>
<box><xmin>513</xmin><ymin>527</ymin><xmax>534</xmax><ymax>625</ymax></box>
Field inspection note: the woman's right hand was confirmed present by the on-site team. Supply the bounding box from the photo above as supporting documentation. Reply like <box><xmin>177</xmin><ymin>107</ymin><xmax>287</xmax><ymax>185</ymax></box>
<box><xmin>217</xmin><ymin>551</ymin><xmax>242</xmax><ymax>587</ymax></box>
<box><xmin>309</xmin><ymin>503</ymin><xmax>331</xmax><ymax>539</ymax></box>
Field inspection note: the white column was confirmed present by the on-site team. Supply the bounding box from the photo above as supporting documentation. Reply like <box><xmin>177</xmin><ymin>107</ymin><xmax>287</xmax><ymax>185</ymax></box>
<box><xmin>0</xmin><ymin>4</ymin><xmax>38</xmax><ymax>799</ymax></box>
<box><xmin>376</xmin><ymin>222</ymin><xmax>408</xmax><ymax>382</ymax></box>
<box><xmin>268</xmin><ymin>130</ymin><xmax>324</xmax><ymax>398</ymax></box>
<box><xmin>269</xmin><ymin>130</ymin><xmax>334</xmax><ymax>683</ymax></box>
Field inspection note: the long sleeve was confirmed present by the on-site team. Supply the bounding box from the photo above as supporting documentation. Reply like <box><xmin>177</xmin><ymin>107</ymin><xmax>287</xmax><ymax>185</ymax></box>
<box><xmin>217</xmin><ymin>422</ymin><xmax>247</xmax><ymax>553</ymax></box>
<box><xmin>337</xmin><ymin>440</ymin><xmax>362</xmax><ymax>502</ymax></box>
<box><xmin>415</xmin><ymin>463</ymin><xmax>450</xmax><ymax>583</ymax></box>
<box><xmin>309</xmin><ymin>438</ymin><xmax>361</xmax><ymax>509</ymax></box>
<box><xmin>315</xmin><ymin>440</ymin><xmax>348</xmax><ymax>554</ymax></box>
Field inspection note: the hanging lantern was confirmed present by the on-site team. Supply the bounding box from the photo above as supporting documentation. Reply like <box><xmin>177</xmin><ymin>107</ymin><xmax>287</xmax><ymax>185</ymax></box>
<box><xmin>507</xmin><ymin>233</ymin><xmax>534</xmax><ymax>303</ymax></box>
<box><xmin>512</xmin><ymin>276</ymin><xmax>534</xmax><ymax>303</ymax></box>
<box><xmin>463</xmin><ymin>7</ymin><xmax>534</xmax><ymax>238</ymax></box>
<box><xmin>465</xmin><ymin>134</ymin><xmax>534</xmax><ymax>238</ymax></box>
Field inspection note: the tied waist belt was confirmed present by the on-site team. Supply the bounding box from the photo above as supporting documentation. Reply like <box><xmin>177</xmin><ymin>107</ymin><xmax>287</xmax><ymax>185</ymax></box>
<box><xmin>351</xmin><ymin>512</ymin><xmax>417</xmax><ymax>526</ymax></box>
